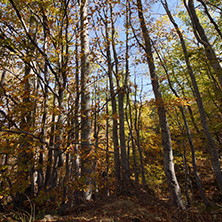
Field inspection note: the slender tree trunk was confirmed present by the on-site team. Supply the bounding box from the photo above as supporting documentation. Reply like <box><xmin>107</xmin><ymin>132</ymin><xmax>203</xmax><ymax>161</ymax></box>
<box><xmin>126</xmin><ymin>92</ymin><xmax>139</xmax><ymax>184</ymax></box>
<box><xmin>45</xmin><ymin>95</ymin><xmax>55</xmax><ymax>188</ymax></box>
<box><xmin>80</xmin><ymin>0</ymin><xmax>92</xmax><ymax>201</ymax></box>
<box><xmin>181</xmin><ymin>137</ymin><xmax>191</xmax><ymax>207</ymax></box>
<box><xmin>184</xmin><ymin>0</ymin><xmax>222</xmax><ymax>89</ymax></box>
<box><xmin>105</xmin><ymin>80</ymin><xmax>110</xmax><ymax>196</ymax></box>
<box><xmin>163</xmin><ymin>0</ymin><xmax>222</xmax><ymax>192</ymax></box>
<box><xmin>73</xmin><ymin>29</ymin><xmax>80</xmax><ymax>203</ymax></box>
<box><xmin>197</xmin><ymin>0</ymin><xmax>222</xmax><ymax>40</ymax></box>
<box><xmin>92</xmin><ymin>81</ymin><xmax>100</xmax><ymax>199</ymax></box>
<box><xmin>105</xmin><ymin>4</ymin><xmax>121</xmax><ymax>193</ymax></box>
<box><xmin>107</xmin><ymin>61</ymin><xmax>121</xmax><ymax>193</ymax></box>
<box><xmin>134</xmin><ymin>89</ymin><xmax>146</xmax><ymax>185</ymax></box>
<box><xmin>205</xmin><ymin>59</ymin><xmax>222</xmax><ymax>94</ymax></box>
<box><xmin>181</xmin><ymin>106</ymin><xmax>210</xmax><ymax>206</ymax></box>
<box><xmin>37</xmin><ymin>62</ymin><xmax>48</xmax><ymax>193</ymax></box>
<box><xmin>63</xmin><ymin>150</ymin><xmax>70</xmax><ymax>204</ymax></box>
<box><xmin>136</xmin><ymin>0</ymin><xmax>185</xmax><ymax>209</ymax></box>
<box><xmin>110</xmin><ymin>3</ymin><xmax>129</xmax><ymax>188</ymax></box>
<box><xmin>61</xmin><ymin>0</ymin><xmax>71</xmax><ymax>204</ymax></box>
<box><xmin>187</xmin><ymin>106</ymin><xmax>200</xmax><ymax>134</ymax></box>
<box><xmin>51</xmin><ymin>88</ymin><xmax>65</xmax><ymax>188</ymax></box>
<box><xmin>38</xmin><ymin>22</ymin><xmax>49</xmax><ymax>191</ymax></box>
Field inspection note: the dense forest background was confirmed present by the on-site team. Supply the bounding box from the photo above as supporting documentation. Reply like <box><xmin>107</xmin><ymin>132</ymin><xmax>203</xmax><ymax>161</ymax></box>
<box><xmin>0</xmin><ymin>0</ymin><xmax>222</xmax><ymax>220</ymax></box>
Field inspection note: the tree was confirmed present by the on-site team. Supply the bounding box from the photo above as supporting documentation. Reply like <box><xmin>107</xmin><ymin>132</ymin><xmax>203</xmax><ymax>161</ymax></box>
<box><xmin>135</xmin><ymin>0</ymin><xmax>185</xmax><ymax>209</ymax></box>
<box><xmin>161</xmin><ymin>0</ymin><xmax>222</xmax><ymax>193</ymax></box>
<box><xmin>80</xmin><ymin>0</ymin><xmax>92</xmax><ymax>201</ymax></box>
<box><xmin>184</xmin><ymin>0</ymin><xmax>222</xmax><ymax>90</ymax></box>
<box><xmin>153</xmin><ymin>4</ymin><xmax>210</xmax><ymax>205</ymax></box>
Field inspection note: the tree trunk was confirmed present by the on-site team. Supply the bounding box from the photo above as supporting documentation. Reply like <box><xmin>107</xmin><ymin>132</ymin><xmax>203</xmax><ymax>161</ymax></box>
<box><xmin>184</xmin><ymin>0</ymin><xmax>222</xmax><ymax>90</ymax></box>
<box><xmin>105</xmin><ymin>3</ymin><xmax>121</xmax><ymax>193</ymax></box>
<box><xmin>73</xmin><ymin>30</ymin><xmax>81</xmax><ymax>203</ymax></box>
<box><xmin>110</xmin><ymin>3</ymin><xmax>129</xmax><ymax>188</ymax></box>
<box><xmin>45</xmin><ymin>96</ymin><xmax>55</xmax><ymax>188</ymax></box>
<box><xmin>37</xmin><ymin>62</ymin><xmax>48</xmax><ymax>193</ymax></box>
<box><xmin>126</xmin><ymin>92</ymin><xmax>139</xmax><ymax>184</ymax></box>
<box><xmin>164</xmin><ymin>0</ymin><xmax>222</xmax><ymax>192</ymax></box>
<box><xmin>134</xmin><ymin>89</ymin><xmax>146</xmax><ymax>185</ymax></box>
<box><xmin>136</xmin><ymin>0</ymin><xmax>185</xmax><ymax>209</ymax></box>
<box><xmin>197</xmin><ymin>0</ymin><xmax>222</xmax><ymax>40</ymax></box>
<box><xmin>51</xmin><ymin>87</ymin><xmax>65</xmax><ymax>188</ymax></box>
<box><xmin>105</xmin><ymin>80</ymin><xmax>110</xmax><ymax>196</ymax></box>
<box><xmin>80</xmin><ymin>0</ymin><xmax>92</xmax><ymax>201</ymax></box>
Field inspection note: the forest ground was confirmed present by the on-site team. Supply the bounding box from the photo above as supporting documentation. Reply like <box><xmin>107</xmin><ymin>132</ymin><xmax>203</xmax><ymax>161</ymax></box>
<box><xmin>40</xmin><ymin>182</ymin><xmax>222</xmax><ymax>222</ymax></box>
<box><xmin>2</xmin><ymin>181</ymin><xmax>222</xmax><ymax>222</ymax></box>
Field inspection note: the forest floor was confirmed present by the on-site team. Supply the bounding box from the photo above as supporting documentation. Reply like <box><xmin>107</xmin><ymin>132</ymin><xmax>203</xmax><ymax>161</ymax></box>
<box><xmin>38</xmin><ymin>184</ymin><xmax>222</xmax><ymax>222</ymax></box>
<box><xmin>1</xmin><ymin>182</ymin><xmax>222</xmax><ymax>221</ymax></box>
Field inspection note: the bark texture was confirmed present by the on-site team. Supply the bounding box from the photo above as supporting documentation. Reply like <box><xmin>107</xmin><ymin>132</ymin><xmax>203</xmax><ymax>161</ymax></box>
<box><xmin>80</xmin><ymin>0</ymin><xmax>92</xmax><ymax>201</ymax></box>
